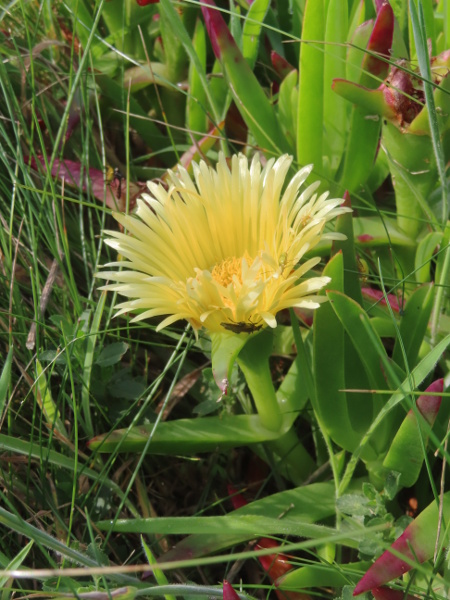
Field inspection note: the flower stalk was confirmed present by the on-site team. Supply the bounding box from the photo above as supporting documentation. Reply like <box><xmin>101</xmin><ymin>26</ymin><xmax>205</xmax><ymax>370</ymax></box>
<box><xmin>236</xmin><ymin>329</ymin><xmax>282</xmax><ymax>433</ymax></box>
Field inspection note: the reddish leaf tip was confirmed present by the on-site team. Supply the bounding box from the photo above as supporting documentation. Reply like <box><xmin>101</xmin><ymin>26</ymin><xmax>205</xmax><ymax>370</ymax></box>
<box><xmin>223</xmin><ymin>580</ymin><xmax>240</xmax><ymax>600</ymax></box>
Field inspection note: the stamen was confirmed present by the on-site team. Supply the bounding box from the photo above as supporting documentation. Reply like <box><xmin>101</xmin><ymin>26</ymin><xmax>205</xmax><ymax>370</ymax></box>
<box><xmin>211</xmin><ymin>252</ymin><xmax>254</xmax><ymax>287</ymax></box>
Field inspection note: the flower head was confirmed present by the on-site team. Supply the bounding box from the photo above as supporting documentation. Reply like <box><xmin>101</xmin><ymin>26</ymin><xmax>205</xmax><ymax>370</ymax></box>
<box><xmin>97</xmin><ymin>154</ymin><xmax>350</xmax><ymax>334</ymax></box>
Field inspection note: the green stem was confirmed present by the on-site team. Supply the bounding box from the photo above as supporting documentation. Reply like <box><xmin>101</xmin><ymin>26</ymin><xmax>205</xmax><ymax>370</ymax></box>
<box><xmin>237</xmin><ymin>330</ymin><xmax>283</xmax><ymax>433</ymax></box>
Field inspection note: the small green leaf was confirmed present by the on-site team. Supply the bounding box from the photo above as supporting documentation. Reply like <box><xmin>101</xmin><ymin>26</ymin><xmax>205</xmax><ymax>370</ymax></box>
<box><xmin>96</xmin><ymin>342</ymin><xmax>129</xmax><ymax>367</ymax></box>
<box><xmin>0</xmin><ymin>540</ymin><xmax>33</xmax><ymax>588</ymax></box>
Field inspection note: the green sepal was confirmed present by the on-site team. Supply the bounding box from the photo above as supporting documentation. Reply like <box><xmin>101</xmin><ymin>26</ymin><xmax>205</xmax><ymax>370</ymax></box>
<box><xmin>210</xmin><ymin>331</ymin><xmax>249</xmax><ymax>395</ymax></box>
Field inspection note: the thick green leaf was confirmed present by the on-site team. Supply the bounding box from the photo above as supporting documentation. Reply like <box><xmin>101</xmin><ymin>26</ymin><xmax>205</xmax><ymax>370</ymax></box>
<box><xmin>99</xmin><ymin>482</ymin><xmax>337</xmax><ymax>550</ymax></box>
<box><xmin>277</xmin><ymin>69</ymin><xmax>298</xmax><ymax>153</ymax></box>
<box><xmin>323</xmin><ymin>0</ymin><xmax>348</xmax><ymax>176</ymax></box>
<box><xmin>236</xmin><ymin>329</ymin><xmax>282</xmax><ymax>432</ymax></box>
<box><xmin>332</xmin><ymin>195</ymin><xmax>363</xmax><ymax>304</ymax></box>
<box><xmin>187</xmin><ymin>19</ymin><xmax>208</xmax><ymax>138</ymax></box>
<box><xmin>278</xmin><ymin>561</ymin><xmax>370</xmax><ymax>590</ymax></box>
<box><xmin>338</xmin><ymin>5</ymin><xmax>394</xmax><ymax>192</ymax></box>
<box><xmin>88</xmin><ymin>413</ymin><xmax>286</xmax><ymax>454</ymax></box>
<box><xmin>242</xmin><ymin>0</ymin><xmax>270</xmax><ymax>70</ymax></box>
<box><xmin>101</xmin><ymin>514</ymin><xmax>335</xmax><ymax>538</ymax></box>
<box><xmin>382</xmin><ymin>121</ymin><xmax>438</xmax><ymax>238</ymax></box>
<box><xmin>415</xmin><ymin>232</ymin><xmax>443</xmax><ymax>283</ymax></box>
<box><xmin>392</xmin><ymin>283</ymin><xmax>435</xmax><ymax>370</ymax></box>
<box><xmin>383</xmin><ymin>378</ymin><xmax>444</xmax><ymax>488</ymax></box>
<box><xmin>341</xmin><ymin>332</ymin><xmax>450</xmax><ymax>485</ymax></box>
<box><xmin>328</xmin><ymin>290</ymin><xmax>388</xmax><ymax>392</ymax></box>
<box><xmin>312</xmin><ymin>253</ymin><xmax>362</xmax><ymax>452</ymax></box>
<box><xmin>297</xmin><ymin>0</ymin><xmax>324</xmax><ymax>172</ymax></box>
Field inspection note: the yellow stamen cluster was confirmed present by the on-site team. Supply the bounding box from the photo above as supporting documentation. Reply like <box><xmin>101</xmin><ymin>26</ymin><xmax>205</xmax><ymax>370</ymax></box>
<box><xmin>211</xmin><ymin>253</ymin><xmax>254</xmax><ymax>288</ymax></box>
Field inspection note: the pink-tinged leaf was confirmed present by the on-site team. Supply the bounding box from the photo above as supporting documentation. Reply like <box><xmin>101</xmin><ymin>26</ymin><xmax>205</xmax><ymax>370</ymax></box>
<box><xmin>136</xmin><ymin>0</ymin><xmax>159</xmax><ymax>5</ymax></box>
<box><xmin>358</xmin><ymin>234</ymin><xmax>375</xmax><ymax>243</ymax></box>
<box><xmin>30</xmin><ymin>156</ymin><xmax>145</xmax><ymax>211</ymax></box>
<box><xmin>223</xmin><ymin>581</ymin><xmax>240</xmax><ymax>600</ymax></box>
<box><xmin>201</xmin><ymin>0</ymin><xmax>230</xmax><ymax>61</ymax></box>
<box><xmin>361</xmin><ymin>2</ymin><xmax>394</xmax><ymax>84</ymax></box>
<box><xmin>361</xmin><ymin>288</ymin><xmax>400</xmax><ymax>313</ymax></box>
<box><xmin>415</xmin><ymin>378</ymin><xmax>444</xmax><ymax>424</ymax></box>
<box><xmin>354</xmin><ymin>490</ymin><xmax>450</xmax><ymax>595</ymax></box>
<box><xmin>271</xmin><ymin>51</ymin><xmax>296</xmax><ymax>80</ymax></box>
<box><xmin>372</xmin><ymin>587</ymin><xmax>418</xmax><ymax>600</ymax></box>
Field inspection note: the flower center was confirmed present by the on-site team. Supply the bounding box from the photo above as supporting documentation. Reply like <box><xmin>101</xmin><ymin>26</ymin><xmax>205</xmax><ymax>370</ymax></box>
<box><xmin>211</xmin><ymin>252</ymin><xmax>253</xmax><ymax>287</ymax></box>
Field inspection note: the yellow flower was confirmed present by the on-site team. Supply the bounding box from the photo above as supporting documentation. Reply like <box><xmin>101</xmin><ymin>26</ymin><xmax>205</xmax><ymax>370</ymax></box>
<box><xmin>97</xmin><ymin>153</ymin><xmax>350</xmax><ymax>334</ymax></box>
